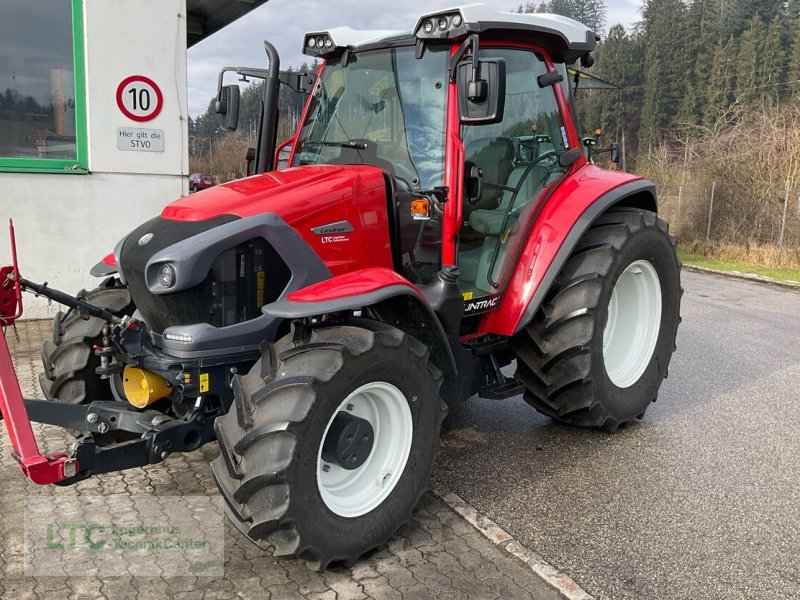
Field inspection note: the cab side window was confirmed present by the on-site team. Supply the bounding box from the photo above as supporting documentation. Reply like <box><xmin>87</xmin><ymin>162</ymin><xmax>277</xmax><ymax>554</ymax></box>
<box><xmin>458</xmin><ymin>48</ymin><xmax>568</xmax><ymax>298</ymax></box>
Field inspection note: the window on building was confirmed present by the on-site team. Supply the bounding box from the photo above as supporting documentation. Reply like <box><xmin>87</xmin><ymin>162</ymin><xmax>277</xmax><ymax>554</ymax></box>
<box><xmin>0</xmin><ymin>0</ymin><xmax>87</xmax><ymax>173</ymax></box>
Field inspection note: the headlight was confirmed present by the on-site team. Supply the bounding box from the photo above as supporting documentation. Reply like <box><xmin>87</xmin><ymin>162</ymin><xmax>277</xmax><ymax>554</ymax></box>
<box><xmin>158</xmin><ymin>263</ymin><xmax>176</xmax><ymax>288</ymax></box>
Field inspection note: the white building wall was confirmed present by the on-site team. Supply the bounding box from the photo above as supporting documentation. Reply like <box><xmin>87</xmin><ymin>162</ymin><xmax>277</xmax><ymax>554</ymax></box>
<box><xmin>0</xmin><ymin>0</ymin><xmax>189</xmax><ymax>318</ymax></box>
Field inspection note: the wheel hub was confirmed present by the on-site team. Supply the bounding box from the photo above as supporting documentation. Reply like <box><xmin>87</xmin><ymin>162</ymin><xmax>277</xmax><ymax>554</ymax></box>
<box><xmin>316</xmin><ymin>381</ymin><xmax>413</xmax><ymax>518</ymax></box>
<box><xmin>603</xmin><ymin>259</ymin><xmax>662</xmax><ymax>388</ymax></box>
<box><xmin>321</xmin><ymin>411</ymin><xmax>375</xmax><ymax>470</ymax></box>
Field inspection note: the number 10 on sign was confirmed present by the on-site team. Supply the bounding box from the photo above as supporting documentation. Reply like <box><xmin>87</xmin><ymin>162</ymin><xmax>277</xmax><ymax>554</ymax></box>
<box><xmin>116</xmin><ymin>75</ymin><xmax>164</xmax><ymax>122</ymax></box>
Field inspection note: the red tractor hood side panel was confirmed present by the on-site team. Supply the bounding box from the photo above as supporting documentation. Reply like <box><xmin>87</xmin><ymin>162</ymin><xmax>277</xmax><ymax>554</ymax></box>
<box><xmin>162</xmin><ymin>165</ymin><xmax>393</xmax><ymax>276</ymax></box>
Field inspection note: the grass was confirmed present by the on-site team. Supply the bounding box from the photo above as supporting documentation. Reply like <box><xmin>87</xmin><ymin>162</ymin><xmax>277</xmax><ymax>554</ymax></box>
<box><xmin>677</xmin><ymin>248</ymin><xmax>800</xmax><ymax>283</ymax></box>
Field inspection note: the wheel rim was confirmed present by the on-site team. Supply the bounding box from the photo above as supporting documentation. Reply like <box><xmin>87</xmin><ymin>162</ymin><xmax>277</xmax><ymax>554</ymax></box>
<box><xmin>603</xmin><ymin>259</ymin><xmax>662</xmax><ymax>388</ymax></box>
<box><xmin>317</xmin><ymin>381</ymin><xmax>413</xmax><ymax>518</ymax></box>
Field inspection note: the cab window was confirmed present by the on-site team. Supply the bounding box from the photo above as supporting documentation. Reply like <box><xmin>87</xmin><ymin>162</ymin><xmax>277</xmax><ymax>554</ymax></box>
<box><xmin>458</xmin><ymin>48</ymin><xmax>568</xmax><ymax>300</ymax></box>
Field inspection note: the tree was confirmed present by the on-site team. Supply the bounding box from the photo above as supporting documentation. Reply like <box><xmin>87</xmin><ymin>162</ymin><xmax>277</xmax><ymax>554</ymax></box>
<box><xmin>583</xmin><ymin>26</ymin><xmax>641</xmax><ymax>140</ymax></box>
<box><xmin>703</xmin><ymin>36</ymin><xmax>738</xmax><ymax>125</ymax></box>
<box><xmin>758</xmin><ymin>18</ymin><xmax>787</xmax><ymax>106</ymax></box>
<box><xmin>639</xmin><ymin>0</ymin><xmax>690</xmax><ymax>148</ymax></box>
<box><xmin>790</xmin><ymin>27</ymin><xmax>800</xmax><ymax>96</ymax></box>
<box><xmin>519</xmin><ymin>0</ymin><xmax>607</xmax><ymax>34</ymax></box>
<box><xmin>733</xmin><ymin>16</ymin><xmax>765</xmax><ymax>108</ymax></box>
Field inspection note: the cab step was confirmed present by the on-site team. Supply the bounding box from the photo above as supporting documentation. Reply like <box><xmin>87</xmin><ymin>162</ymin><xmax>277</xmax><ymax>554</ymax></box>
<box><xmin>480</xmin><ymin>378</ymin><xmax>526</xmax><ymax>400</ymax></box>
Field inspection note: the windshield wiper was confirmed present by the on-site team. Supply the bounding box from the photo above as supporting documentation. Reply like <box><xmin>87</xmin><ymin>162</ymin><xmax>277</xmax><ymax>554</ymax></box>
<box><xmin>304</xmin><ymin>140</ymin><xmax>368</xmax><ymax>150</ymax></box>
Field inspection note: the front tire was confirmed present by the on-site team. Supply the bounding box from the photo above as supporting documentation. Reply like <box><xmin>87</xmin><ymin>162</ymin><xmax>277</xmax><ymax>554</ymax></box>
<box><xmin>40</xmin><ymin>277</ymin><xmax>134</xmax><ymax>405</ymax></box>
<box><xmin>212</xmin><ymin>320</ymin><xmax>445</xmax><ymax>569</ymax></box>
<box><xmin>512</xmin><ymin>207</ymin><xmax>681</xmax><ymax>431</ymax></box>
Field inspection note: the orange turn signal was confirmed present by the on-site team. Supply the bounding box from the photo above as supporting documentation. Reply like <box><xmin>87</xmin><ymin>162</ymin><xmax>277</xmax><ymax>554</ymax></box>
<box><xmin>410</xmin><ymin>197</ymin><xmax>431</xmax><ymax>220</ymax></box>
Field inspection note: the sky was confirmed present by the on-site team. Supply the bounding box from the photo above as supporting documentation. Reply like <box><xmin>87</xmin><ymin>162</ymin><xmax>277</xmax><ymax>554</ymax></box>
<box><xmin>187</xmin><ymin>0</ymin><xmax>642</xmax><ymax>116</ymax></box>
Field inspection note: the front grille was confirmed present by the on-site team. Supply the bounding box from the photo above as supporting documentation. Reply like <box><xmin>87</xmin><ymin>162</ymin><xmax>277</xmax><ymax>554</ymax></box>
<box><xmin>119</xmin><ymin>216</ymin><xmax>291</xmax><ymax>334</ymax></box>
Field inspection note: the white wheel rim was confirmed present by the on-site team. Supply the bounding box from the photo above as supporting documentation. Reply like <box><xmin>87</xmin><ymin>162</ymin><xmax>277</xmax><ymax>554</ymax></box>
<box><xmin>603</xmin><ymin>259</ymin><xmax>662</xmax><ymax>388</ymax></box>
<box><xmin>316</xmin><ymin>381</ymin><xmax>413</xmax><ymax>518</ymax></box>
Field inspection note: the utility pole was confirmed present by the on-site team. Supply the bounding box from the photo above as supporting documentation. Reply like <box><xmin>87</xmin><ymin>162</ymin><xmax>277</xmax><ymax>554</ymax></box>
<box><xmin>621</xmin><ymin>130</ymin><xmax>627</xmax><ymax>172</ymax></box>
<box><xmin>706</xmin><ymin>181</ymin><xmax>716</xmax><ymax>240</ymax></box>
<box><xmin>778</xmin><ymin>178</ymin><xmax>790</xmax><ymax>249</ymax></box>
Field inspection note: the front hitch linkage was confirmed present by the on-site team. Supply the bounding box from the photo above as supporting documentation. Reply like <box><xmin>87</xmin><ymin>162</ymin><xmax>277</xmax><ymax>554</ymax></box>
<box><xmin>0</xmin><ymin>219</ymin><xmax>212</xmax><ymax>485</ymax></box>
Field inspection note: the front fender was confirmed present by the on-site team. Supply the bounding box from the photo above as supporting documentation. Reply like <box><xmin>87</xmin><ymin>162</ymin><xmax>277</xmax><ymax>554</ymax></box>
<box><xmin>263</xmin><ymin>267</ymin><xmax>457</xmax><ymax>379</ymax></box>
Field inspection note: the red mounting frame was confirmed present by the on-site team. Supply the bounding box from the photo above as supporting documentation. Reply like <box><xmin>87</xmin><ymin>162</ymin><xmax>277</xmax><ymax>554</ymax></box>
<box><xmin>0</xmin><ymin>220</ymin><xmax>78</xmax><ymax>484</ymax></box>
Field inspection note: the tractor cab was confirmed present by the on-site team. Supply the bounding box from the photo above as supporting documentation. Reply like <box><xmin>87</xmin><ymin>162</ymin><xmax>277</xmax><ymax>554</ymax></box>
<box><xmin>216</xmin><ymin>5</ymin><xmax>598</xmax><ymax>317</ymax></box>
<box><xmin>291</xmin><ymin>8</ymin><xmax>595</xmax><ymax>312</ymax></box>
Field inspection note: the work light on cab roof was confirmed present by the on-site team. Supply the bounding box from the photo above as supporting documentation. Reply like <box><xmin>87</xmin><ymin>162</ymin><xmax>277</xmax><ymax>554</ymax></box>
<box><xmin>302</xmin><ymin>27</ymin><xmax>404</xmax><ymax>58</ymax></box>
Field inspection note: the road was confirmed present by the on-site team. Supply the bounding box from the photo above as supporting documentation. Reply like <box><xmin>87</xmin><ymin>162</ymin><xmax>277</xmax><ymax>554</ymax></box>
<box><xmin>435</xmin><ymin>270</ymin><xmax>800</xmax><ymax>599</ymax></box>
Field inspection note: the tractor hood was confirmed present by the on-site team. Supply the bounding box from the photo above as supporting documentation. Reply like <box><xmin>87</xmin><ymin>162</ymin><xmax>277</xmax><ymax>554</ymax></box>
<box><xmin>159</xmin><ymin>164</ymin><xmax>395</xmax><ymax>278</ymax></box>
<box><xmin>164</xmin><ymin>164</ymin><xmax>387</xmax><ymax>225</ymax></box>
<box><xmin>114</xmin><ymin>164</ymin><xmax>395</xmax><ymax>335</ymax></box>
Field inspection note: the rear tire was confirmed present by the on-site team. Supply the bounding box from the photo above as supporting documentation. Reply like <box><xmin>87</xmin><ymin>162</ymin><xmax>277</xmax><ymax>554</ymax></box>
<box><xmin>212</xmin><ymin>320</ymin><xmax>445</xmax><ymax>569</ymax></box>
<box><xmin>40</xmin><ymin>277</ymin><xmax>134</xmax><ymax>406</ymax></box>
<box><xmin>512</xmin><ymin>207</ymin><xmax>681</xmax><ymax>431</ymax></box>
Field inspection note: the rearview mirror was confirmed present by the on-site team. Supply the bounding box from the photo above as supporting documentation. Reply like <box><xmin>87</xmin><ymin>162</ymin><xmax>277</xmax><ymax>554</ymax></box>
<box><xmin>456</xmin><ymin>58</ymin><xmax>506</xmax><ymax>125</ymax></box>
<box><xmin>215</xmin><ymin>84</ymin><xmax>240</xmax><ymax>131</ymax></box>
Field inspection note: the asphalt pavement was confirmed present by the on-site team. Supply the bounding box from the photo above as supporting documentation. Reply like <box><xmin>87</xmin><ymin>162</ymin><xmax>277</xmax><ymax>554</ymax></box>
<box><xmin>435</xmin><ymin>270</ymin><xmax>800</xmax><ymax>599</ymax></box>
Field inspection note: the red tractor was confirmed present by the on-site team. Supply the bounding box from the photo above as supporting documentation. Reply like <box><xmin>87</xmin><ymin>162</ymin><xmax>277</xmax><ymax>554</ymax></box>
<box><xmin>0</xmin><ymin>5</ymin><xmax>680</xmax><ymax>569</ymax></box>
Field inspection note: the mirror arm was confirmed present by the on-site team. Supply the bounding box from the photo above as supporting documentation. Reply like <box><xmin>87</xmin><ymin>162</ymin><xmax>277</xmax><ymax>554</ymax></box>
<box><xmin>237</xmin><ymin>67</ymin><xmax>270</xmax><ymax>80</ymax></box>
<box><xmin>449</xmin><ymin>34</ymin><xmax>479</xmax><ymax>82</ymax></box>
<box><xmin>471</xmin><ymin>36</ymin><xmax>480</xmax><ymax>87</ymax></box>
<box><xmin>278</xmin><ymin>72</ymin><xmax>315</xmax><ymax>95</ymax></box>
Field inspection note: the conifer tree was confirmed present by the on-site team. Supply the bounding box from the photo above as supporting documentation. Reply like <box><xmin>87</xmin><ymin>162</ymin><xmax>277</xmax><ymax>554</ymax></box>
<box><xmin>790</xmin><ymin>29</ymin><xmax>800</xmax><ymax>96</ymax></box>
<box><xmin>703</xmin><ymin>36</ymin><xmax>738</xmax><ymax>124</ymax></box>
<box><xmin>530</xmin><ymin>0</ymin><xmax>607</xmax><ymax>34</ymax></box>
<box><xmin>733</xmin><ymin>16</ymin><xmax>764</xmax><ymax>108</ymax></box>
<box><xmin>758</xmin><ymin>19</ymin><xmax>786</xmax><ymax>106</ymax></box>
<box><xmin>640</xmin><ymin>0</ymin><xmax>690</xmax><ymax>148</ymax></box>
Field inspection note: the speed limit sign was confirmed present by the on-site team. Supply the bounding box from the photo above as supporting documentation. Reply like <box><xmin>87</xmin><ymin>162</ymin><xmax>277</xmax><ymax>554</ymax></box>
<box><xmin>116</xmin><ymin>75</ymin><xmax>163</xmax><ymax>122</ymax></box>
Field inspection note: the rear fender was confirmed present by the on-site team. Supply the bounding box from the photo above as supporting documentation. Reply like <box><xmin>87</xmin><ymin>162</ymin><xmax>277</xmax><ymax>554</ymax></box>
<box><xmin>263</xmin><ymin>267</ymin><xmax>457</xmax><ymax>379</ymax></box>
<box><xmin>481</xmin><ymin>168</ymin><xmax>657</xmax><ymax>337</ymax></box>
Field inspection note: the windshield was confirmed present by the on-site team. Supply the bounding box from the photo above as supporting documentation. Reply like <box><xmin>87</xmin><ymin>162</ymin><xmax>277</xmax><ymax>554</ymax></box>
<box><xmin>291</xmin><ymin>46</ymin><xmax>448</xmax><ymax>190</ymax></box>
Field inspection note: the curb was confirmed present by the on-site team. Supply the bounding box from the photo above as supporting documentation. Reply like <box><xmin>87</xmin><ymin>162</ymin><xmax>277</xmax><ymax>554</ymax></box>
<box><xmin>683</xmin><ymin>264</ymin><xmax>800</xmax><ymax>291</ymax></box>
<box><xmin>433</xmin><ymin>483</ymin><xmax>594</xmax><ymax>600</ymax></box>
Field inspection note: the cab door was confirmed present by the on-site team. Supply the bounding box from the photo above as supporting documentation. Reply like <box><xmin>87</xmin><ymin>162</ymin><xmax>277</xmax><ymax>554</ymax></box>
<box><xmin>457</xmin><ymin>47</ymin><xmax>569</xmax><ymax>311</ymax></box>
